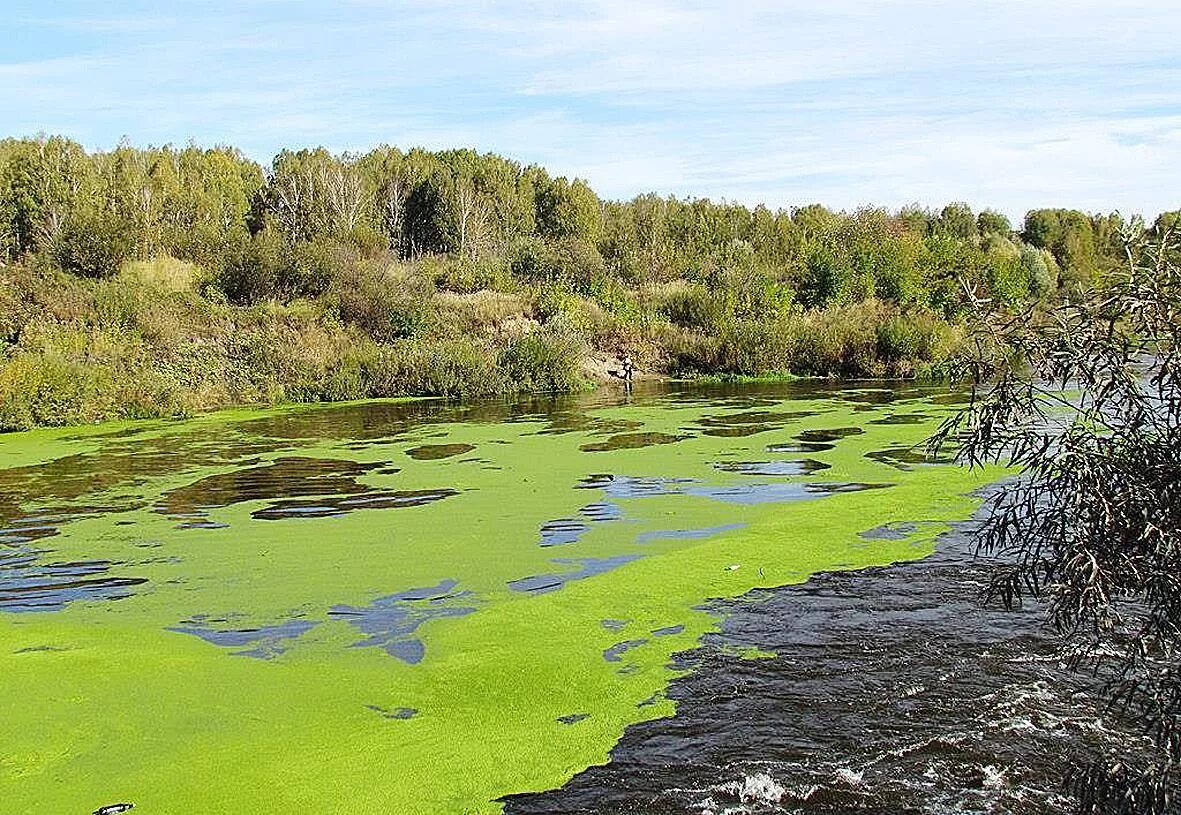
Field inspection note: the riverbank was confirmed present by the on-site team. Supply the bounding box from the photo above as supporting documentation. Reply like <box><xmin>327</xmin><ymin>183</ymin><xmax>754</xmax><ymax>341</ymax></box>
<box><xmin>0</xmin><ymin>257</ymin><xmax>960</xmax><ymax>431</ymax></box>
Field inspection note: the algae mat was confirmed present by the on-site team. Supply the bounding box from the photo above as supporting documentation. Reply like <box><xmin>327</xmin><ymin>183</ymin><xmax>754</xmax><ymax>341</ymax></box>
<box><xmin>0</xmin><ymin>382</ymin><xmax>999</xmax><ymax>814</ymax></box>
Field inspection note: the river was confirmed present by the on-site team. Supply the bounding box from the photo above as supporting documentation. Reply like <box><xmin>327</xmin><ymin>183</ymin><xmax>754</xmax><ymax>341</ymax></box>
<box><xmin>0</xmin><ymin>381</ymin><xmax>1088</xmax><ymax>814</ymax></box>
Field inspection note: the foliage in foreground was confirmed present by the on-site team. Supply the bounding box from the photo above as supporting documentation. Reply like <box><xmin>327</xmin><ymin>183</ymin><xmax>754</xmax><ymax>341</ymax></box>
<box><xmin>937</xmin><ymin>225</ymin><xmax>1181</xmax><ymax>813</ymax></box>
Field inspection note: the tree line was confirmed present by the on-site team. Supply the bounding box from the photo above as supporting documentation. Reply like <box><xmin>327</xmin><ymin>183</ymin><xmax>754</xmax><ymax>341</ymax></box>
<box><xmin>2</xmin><ymin>134</ymin><xmax>1163</xmax><ymax>310</ymax></box>
<box><xmin>0</xmin><ymin>134</ymin><xmax>1176</xmax><ymax>429</ymax></box>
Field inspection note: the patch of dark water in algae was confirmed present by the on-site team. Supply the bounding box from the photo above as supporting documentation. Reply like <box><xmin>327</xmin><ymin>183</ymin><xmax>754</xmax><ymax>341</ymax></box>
<box><xmin>580</xmin><ymin>433</ymin><xmax>691</xmax><ymax>453</ymax></box>
<box><xmin>156</xmin><ymin>457</ymin><xmax>456</xmax><ymax>525</ymax></box>
<box><xmin>694</xmin><ymin>410</ymin><xmax>819</xmax><ymax>438</ymax></box>
<box><xmin>866</xmin><ymin>445</ymin><xmax>955</xmax><ymax>471</ymax></box>
<box><xmin>1</xmin><ymin>511</ymin><xmax>147</xmax><ymax>612</ymax></box>
<box><xmin>405</xmin><ymin>443</ymin><xmax>476</xmax><ymax>460</ymax></box>
<box><xmin>504</xmin><ymin>518</ymin><xmax>1126</xmax><ymax>815</ymax></box>
<box><xmin>0</xmin><ymin>550</ymin><xmax>146</xmax><ymax>612</ymax></box>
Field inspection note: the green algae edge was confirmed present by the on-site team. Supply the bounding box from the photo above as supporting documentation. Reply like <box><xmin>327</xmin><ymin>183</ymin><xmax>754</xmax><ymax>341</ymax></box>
<box><xmin>0</xmin><ymin>388</ymin><xmax>1002</xmax><ymax>814</ymax></box>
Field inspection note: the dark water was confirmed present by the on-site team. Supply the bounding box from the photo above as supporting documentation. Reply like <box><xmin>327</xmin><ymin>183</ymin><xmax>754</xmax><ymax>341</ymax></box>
<box><xmin>506</xmin><ymin>510</ymin><xmax>1124</xmax><ymax>815</ymax></box>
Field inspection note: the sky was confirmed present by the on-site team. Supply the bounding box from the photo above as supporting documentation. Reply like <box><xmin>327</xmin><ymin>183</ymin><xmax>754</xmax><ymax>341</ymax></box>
<box><xmin>3</xmin><ymin>0</ymin><xmax>1181</xmax><ymax>221</ymax></box>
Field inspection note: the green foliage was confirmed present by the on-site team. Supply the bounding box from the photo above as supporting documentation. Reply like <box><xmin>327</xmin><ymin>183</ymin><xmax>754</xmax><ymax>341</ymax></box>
<box><xmin>52</xmin><ymin>208</ymin><xmax>137</xmax><ymax>278</ymax></box>
<box><xmin>799</xmin><ymin>242</ymin><xmax>855</xmax><ymax>307</ymax></box>
<box><xmin>533</xmin><ymin>175</ymin><xmax>601</xmax><ymax>243</ymax></box>
<box><xmin>328</xmin><ymin>261</ymin><xmax>436</xmax><ymax>342</ymax></box>
<box><xmin>937</xmin><ymin>203</ymin><xmax>976</xmax><ymax>240</ymax></box>
<box><xmin>1023</xmin><ymin>208</ymin><xmax>1100</xmax><ymax>289</ymax></box>
<box><xmin>977</xmin><ymin>209</ymin><xmax>1012</xmax><ymax>236</ymax></box>
<box><xmin>941</xmin><ymin>228</ymin><xmax>1181</xmax><ymax>813</ymax></box>
<box><xmin>0</xmin><ymin>135</ymin><xmax>1134</xmax><ymax>428</ymax></box>
<box><xmin>498</xmin><ymin>320</ymin><xmax>587</xmax><ymax>392</ymax></box>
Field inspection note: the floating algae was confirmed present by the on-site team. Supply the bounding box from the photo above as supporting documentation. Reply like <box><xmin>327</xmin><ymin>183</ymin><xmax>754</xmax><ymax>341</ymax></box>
<box><xmin>0</xmin><ymin>382</ymin><xmax>1000</xmax><ymax>815</ymax></box>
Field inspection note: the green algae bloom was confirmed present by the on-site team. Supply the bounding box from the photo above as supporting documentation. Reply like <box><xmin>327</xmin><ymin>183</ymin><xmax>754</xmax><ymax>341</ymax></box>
<box><xmin>0</xmin><ymin>382</ymin><xmax>1001</xmax><ymax>814</ymax></box>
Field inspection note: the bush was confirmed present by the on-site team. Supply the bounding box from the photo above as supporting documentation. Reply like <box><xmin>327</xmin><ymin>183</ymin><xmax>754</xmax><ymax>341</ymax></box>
<box><xmin>328</xmin><ymin>261</ymin><xmax>436</xmax><ymax>341</ymax></box>
<box><xmin>660</xmin><ymin>282</ymin><xmax>725</xmax><ymax>331</ymax></box>
<box><xmin>53</xmin><ymin>210</ymin><xmax>136</xmax><ymax>278</ymax></box>
<box><xmin>498</xmin><ymin>320</ymin><xmax>586</xmax><ymax>392</ymax></box>
<box><xmin>365</xmin><ymin>337</ymin><xmax>502</xmax><ymax>399</ymax></box>
<box><xmin>217</xmin><ymin>232</ymin><xmax>345</xmax><ymax>304</ymax></box>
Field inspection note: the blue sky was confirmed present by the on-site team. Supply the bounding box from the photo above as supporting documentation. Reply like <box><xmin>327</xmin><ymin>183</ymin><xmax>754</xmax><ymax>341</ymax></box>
<box><xmin>4</xmin><ymin>1</ymin><xmax>1181</xmax><ymax>220</ymax></box>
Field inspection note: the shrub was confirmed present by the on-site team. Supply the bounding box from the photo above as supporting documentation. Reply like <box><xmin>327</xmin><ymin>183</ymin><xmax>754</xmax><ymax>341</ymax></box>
<box><xmin>498</xmin><ymin>319</ymin><xmax>587</xmax><ymax>392</ymax></box>
<box><xmin>660</xmin><ymin>282</ymin><xmax>725</xmax><ymax>331</ymax></box>
<box><xmin>366</xmin><ymin>337</ymin><xmax>503</xmax><ymax>399</ymax></box>
<box><xmin>53</xmin><ymin>210</ymin><xmax>136</xmax><ymax>278</ymax></box>
<box><xmin>328</xmin><ymin>262</ymin><xmax>436</xmax><ymax>341</ymax></box>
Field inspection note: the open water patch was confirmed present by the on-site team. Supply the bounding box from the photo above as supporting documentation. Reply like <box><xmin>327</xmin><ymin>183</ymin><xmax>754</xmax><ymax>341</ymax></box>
<box><xmin>0</xmin><ymin>509</ymin><xmax>150</xmax><ymax>612</ymax></box>
<box><xmin>538</xmin><ymin>502</ymin><xmax>625</xmax><ymax>547</ymax></box>
<box><xmin>796</xmin><ymin>427</ymin><xmax>865</xmax><ymax>443</ymax></box>
<box><xmin>404</xmin><ymin>443</ymin><xmax>476</xmax><ymax>460</ymax></box>
<box><xmin>580</xmin><ymin>432</ymin><xmax>691</xmax><ymax>452</ymax></box>
<box><xmin>687</xmin><ymin>481</ymin><xmax>893</xmax><ymax>505</ymax></box>
<box><xmin>168</xmin><ymin>616</ymin><xmax>318</xmax><ymax>659</ymax></box>
<box><xmin>508</xmin><ymin>555</ymin><xmax>643</xmax><ymax>595</ymax></box>
<box><xmin>329</xmin><ymin>579</ymin><xmax>477</xmax><ymax>664</ymax></box>
<box><xmin>503</xmin><ymin>513</ymin><xmax>1114</xmax><ymax>815</ymax></box>
<box><xmin>694</xmin><ymin>410</ymin><xmax>819</xmax><ymax>438</ymax></box>
<box><xmin>711</xmin><ymin>459</ymin><xmax>829</xmax><ymax>477</ymax></box>
<box><xmin>252</xmin><ymin>488</ymin><xmax>456</xmax><ymax>520</ymax></box>
<box><xmin>636</xmin><ymin>524</ymin><xmax>746</xmax><ymax>544</ymax></box>
<box><xmin>858</xmin><ymin>521</ymin><xmax>920</xmax><ymax>541</ymax></box>
<box><xmin>603</xmin><ymin>638</ymin><xmax>648</xmax><ymax>662</ymax></box>
<box><xmin>865</xmin><ymin>445</ymin><xmax>954</xmax><ymax>471</ymax></box>
<box><xmin>575</xmin><ymin>474</ymin><xmax>694</xmax><ymax>498</ymax></box>
<box><xmin>156</xmin><ymin>457</ymin><xmax>456</xmax><ymax>525</ymax></box>
<box><xmin>367</xmin><ymin>705</ymin><xmax>418</xmax><ymax>720</ymax></box>
<box><xmin>0</xmin><ymin>550</ymin><xmax>146</xmax><ymax>613</ymax></box>
<box><xmin>869</xmin><ymin>413</ymin><xmax>931</xmax><ymax>426</ymax></box>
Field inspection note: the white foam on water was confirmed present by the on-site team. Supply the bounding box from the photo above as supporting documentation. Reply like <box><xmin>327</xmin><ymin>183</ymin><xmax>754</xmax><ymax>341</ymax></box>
<box><xmin>833</xmin><ymin>767</ymin><xmax>864</xmax><ymax>787</ymax></box>
<box><xmin>720</xmin><ymin>772</ymin><xmax>786</xmax><ymax>806</ymax></box>
<box><xmin>981</xmin><ymin>764</ymin><xmax>1006</xmax><ymax>789</ymax></box>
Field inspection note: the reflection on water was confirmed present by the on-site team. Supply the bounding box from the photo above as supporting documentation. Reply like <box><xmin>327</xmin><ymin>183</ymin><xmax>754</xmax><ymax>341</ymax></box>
<box><xmin>251</xmin><ymin>488</ymin><xmax>457</xmax><ymax>520</ymax></box>
<box><xmin>866</xmin><ymin>445</ymin><xmax>955</xmax><ymax>471</ymax></box>
<box><xmin>636</xmin><ymin>524</ymin><xmax>747</xmax><ymax>544</ymax></box>
<box><xmin>329</xmin><ymin>579</ymin><xmax>477</xmax><ymax>664</ymax></box>
<box><xmin>168</xmin><ymin>616</ymin><xmax>318</xmax><ymax>659</ymax></box>
<box><xmin>712</xmin><ymin>459</ymin><xmax>830</xmax><ymax>476</ymax></box>
<box><xmin>695</xmin><ymin>410</ymin><xmax>819</xmax><ymax>438</ymax></box>
<box><xmin>0</xmin><ymin>381</ymin><xmax>941</xmax><ymax>615</ymax></box>
<box><xmin>538</xmin><ymin>501</ymin><xmax>625</xmax><ymax>547</ymax></box>
<box><xmin>686</xmin><ymin>481</ymin><xmax>893</xmax><ymax>505</ymax></box>
<box><xmin>405</xmin><ymin>443</ymin><xmax>476</xmax><ymax>460</ymax></box>
<box><xmin>507</xmin><ymin>554</ymin><xmax>644</xmax><ymax>594</ymax></box>
<box><xmin>580</xmin><ymin>432</ymin><xmax>691</xmax><ymax>452</ymax></box>
<box><xmin>0</xmin><ymin>509</ymin><xmax>147</xmax><ymax>612</ymax></box>
<box><xmin>0</xmin><ymin>548</ymin><xmax>146</xmax><ymax>613</ymax></box>
<box><xmin>156</xmin><ymin>457</ymin><xmax>458</xmax><ymax>525</ymax></box>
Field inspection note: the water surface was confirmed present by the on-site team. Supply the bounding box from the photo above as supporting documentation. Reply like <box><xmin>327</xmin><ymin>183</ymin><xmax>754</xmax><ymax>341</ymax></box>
<box><xmin>0</xmin><ymin>381</ymin><xmax>997</xmax><ymax>814</ymax></box>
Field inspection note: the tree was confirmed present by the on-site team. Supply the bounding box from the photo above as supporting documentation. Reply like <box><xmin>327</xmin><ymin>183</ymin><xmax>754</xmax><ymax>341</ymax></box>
<box><xmin>54</xmin><ymin>207</ymin><xmax>136</xmax><ymax>278</ymax></box>
<box><xmin>936</xmin><ymin>221</ymin><xmax>1181</xmax><ymax>813</ymax></box>
<box><xmin>1</xmin><ymin>135</ymin><xmax>90</xmax><ymax>255</ymax></box>
<box><xmin>533</xmin><ymin>174</ymin><xmax>601</xmax><ymax>243</ymax></box>
<box><xmin>977</xmin><ymin>209</ymin><xmax>1012</xmax><ymax>237</ymax></box>
<box><xmin>936</xmin><ymin>202</ymin><xmax>976</xmax><ymax>239</ymax></box>
<box><xmin>1023</xmin><ymin>208</ymin><xmax>1100</xmax><ymax>289</ymax></box>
